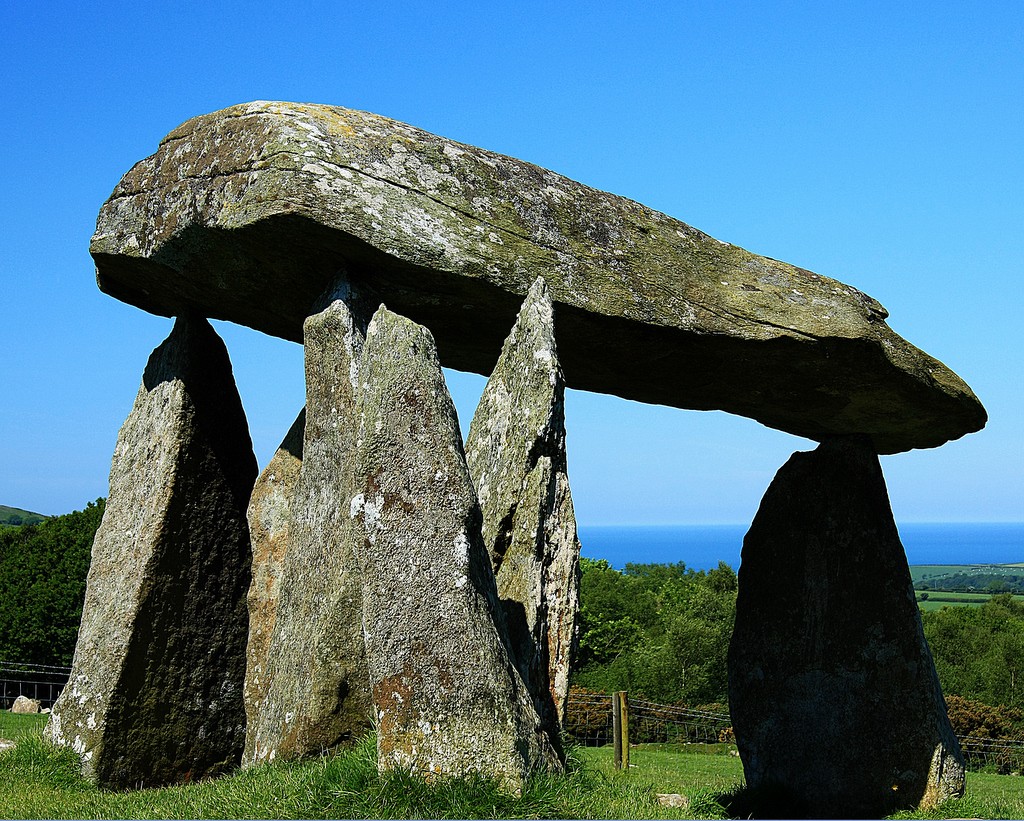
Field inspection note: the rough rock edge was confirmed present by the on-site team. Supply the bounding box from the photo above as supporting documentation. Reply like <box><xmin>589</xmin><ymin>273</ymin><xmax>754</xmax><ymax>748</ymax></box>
<box><xmin>353</xmin><ymin>304</ymin><xmax>562</xmax><ymax>793</ymax></box>
<box><xmin>465</xmin><ymin>277</ymin><xmax>581</xmax><ymax>729</ymax></box>
<box><xmin>45</xmin><ymin>315</ymin><xmax>256</xmax><ymax>788</ymax></box>
<box><xmin>89</xmin><ymin>101</ymin><xmax>986</xmax><ymax>454</ymax></box>
<box><xmin>243</xmin><ymin>282</ymin><xmax>373</xmax><ymax>765</ymax></box>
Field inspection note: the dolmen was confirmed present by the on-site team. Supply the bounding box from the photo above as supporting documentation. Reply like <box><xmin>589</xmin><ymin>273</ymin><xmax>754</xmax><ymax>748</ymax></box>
<box><xmin>48</xmin><ymin>101</ymin><xmax>984</xmax><ymax>815</ymax></box>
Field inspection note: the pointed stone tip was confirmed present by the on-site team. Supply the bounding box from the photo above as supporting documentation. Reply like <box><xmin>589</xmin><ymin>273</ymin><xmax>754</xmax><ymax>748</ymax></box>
<box><xmin>369</xmin><ymin>303</ymin><xmax>434</xmax><ymax>343</ymax></box>
<box><xmin>511</xmin><ymin>277</ymin><xmax>556</xmax><ymax>350</ymax></box>
<box><xmin>527</xmin><ymin>276</ymin><xmax>549</xmax><ymax>300</ymax></box>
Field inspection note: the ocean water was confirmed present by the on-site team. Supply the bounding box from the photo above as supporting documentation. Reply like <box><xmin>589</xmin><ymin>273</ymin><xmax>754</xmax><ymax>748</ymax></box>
<box><xmin>578</xmin><ymin>522</ymin><xmax>1024</xmax><ymax>571</ymax></box>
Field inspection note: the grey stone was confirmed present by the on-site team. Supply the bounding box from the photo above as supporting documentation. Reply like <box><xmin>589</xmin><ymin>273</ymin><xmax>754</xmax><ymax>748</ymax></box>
<box><xmin>352</xmin><ymin>305</ymin><xmax>562</xmax><ymax>792</ymax></box>
<box><xmin>728</xmin><ymin>436</ymin><xmax>965</xmax><ymax>818</ymax></box>
<box><xmin>656</xmin><ymin>793</ymin><xmax>690</xmax><ymax>809</ymax></box>
<box><xmin>465</xmin><ymin>277</ymin><xmax>581</xmax><ymax>728</ymax></box>
<box><xmin>44</xmin><ymin>315</ymin><xmax>257</xmax><ymax>789</ymax></box>
<box><xmin>88</xmin><ymin>102</ymin><xmax>984</xmax><ymax>454</ymax></box>
<box><xmin>242</xmin><ymin>407</ymin><xmax>303</xmax><ymax>755</ymax></box>
<box><xmin>10</xmin><ymin>696</ymin><xmax>40</xmax><ymax>714</ymax></box>
<box><xmin>243</xmin><ymin>286</ymin><xmax>373</xmax><ymax>766</ymax></box>
<box><xmin>0</xmin><ymin>738</ymin><xmax>14</xmax><ymax>753</ymax></box>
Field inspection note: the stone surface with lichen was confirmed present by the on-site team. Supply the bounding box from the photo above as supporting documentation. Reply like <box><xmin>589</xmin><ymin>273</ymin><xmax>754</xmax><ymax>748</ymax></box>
<box><xmin>243</xmin><ymin>288</ymin><xmax>373</xmax><ymax>766</ymax></box>
<box><xmin>89</xmin><ymin>101</ymin><xmax>984</xmax><ymax>454</ymax></box>
<box><xmin>465</xmin><ymin>277</ymin><xmax>581</xmax><ymax>730</ymax></box>
<box><xmin>242</xmin><ymin>408</ymin><xmax>303</xmax><ymax>761</ymax></box>
<box><xmin>44</xmin><ymin>316</ymin><xmax>256</xmax><ymax>789</ymax></box>
<box><xmin>352</xmin><ymin>305</ymin><xmax>562</xmax><ymax>792</ymax></box>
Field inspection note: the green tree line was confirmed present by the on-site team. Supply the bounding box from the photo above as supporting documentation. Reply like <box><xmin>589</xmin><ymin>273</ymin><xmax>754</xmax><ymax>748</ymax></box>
<box><xmin>922</xmin><ymin>593</ymin><xmax>1024</xmax><ymax>711</ymax></box>
<box><xmin>0</xmin><ymin>499</ymin><xmax>103</xmax><ymax>666</ymax></box>
<box><xmin>573</xmin><ymin>557</ymin><xmax>736</xmax><ymax>706</ymax></box>
<box><xmin>3</xmin><ymin>504</ymin><xmax>1023</xmax><ymax>734</ymax></box>
<box><xmin>575</xmin><ymin>557</ymin><xmax>1024</xmax><ymax>728</ymax></box>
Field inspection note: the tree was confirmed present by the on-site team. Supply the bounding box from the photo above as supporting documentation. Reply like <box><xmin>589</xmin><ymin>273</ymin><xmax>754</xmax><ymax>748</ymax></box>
<box><xmin>922</xmin><ymin>595</ymin><xmax>1024</xmax><ymax>710</ymax></box>
<box><xmin>0</xmin><ymin>499</ymin><xmax>103</xmax><ymax>666</ymax></box>
<box><xmin>574</xmin><ymin>557</ymin><xmax>737</xmax><ymax>705</ymax></box>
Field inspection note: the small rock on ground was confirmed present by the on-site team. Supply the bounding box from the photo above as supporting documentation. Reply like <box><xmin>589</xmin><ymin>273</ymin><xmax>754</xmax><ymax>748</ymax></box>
<box><xmin>656</xmin><ymin>793</ymin><xmax>689</xmax><ymax>808</ymax></box>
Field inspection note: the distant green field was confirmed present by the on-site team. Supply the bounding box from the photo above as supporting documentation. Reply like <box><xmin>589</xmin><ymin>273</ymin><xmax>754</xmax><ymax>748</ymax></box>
<box><xmin>915</xmin><ymin>591</ymin><xmax>1024</xmax><ymax>611</ymax></box>
<box><xmin>910</xmin><ymin>563</ymin><xmax>1024</xmax><ymax>610</ymax></box>
<box><xmin>0</xmin><ymin>505</ymin><xmax>48</xmax><ymax>527</ymax></box>
<box><xmin>911</xmin><ymin>563</ymin><xmax>1024</xmax><ymax>582</ymax></box>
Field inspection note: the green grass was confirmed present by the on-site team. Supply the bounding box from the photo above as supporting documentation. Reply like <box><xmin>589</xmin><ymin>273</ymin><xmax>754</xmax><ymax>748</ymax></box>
<box><xmin>1</xmin><ymin>722</ymin><xmax>1021</xmax><ymax>819</ymax></box>
<box><xmin>916</xmin><ymin>591</ymin><xmax>1024</xmax><ymax>611</ymax></box>
<box><xmin>0</xmin><ymin>712</ymin><xmax>47</xmax><ymax>741</ymax></box>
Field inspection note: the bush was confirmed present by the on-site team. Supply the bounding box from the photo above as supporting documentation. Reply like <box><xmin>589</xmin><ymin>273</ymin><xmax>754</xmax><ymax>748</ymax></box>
<box><xmin>945</xmin><ymin>695</ymin><xmax>1024</xmax><ymax>740</ymax></box>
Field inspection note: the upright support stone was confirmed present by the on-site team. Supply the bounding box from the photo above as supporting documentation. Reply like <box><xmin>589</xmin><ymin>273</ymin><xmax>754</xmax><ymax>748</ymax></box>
<box><xmin>352</xmin><ymin>306</ymin><xmax>562</xmax><ymax>792</ymax></box>
<box><xmin>465</xmin><ymin>277</ymin><xmax>581</xmax><ymax>730</ymax></box>
<box><xmin>244</xmin><ymin>284</ymin><xmax>373</xmax><ymax>765</ymax></box>
<box><xmin>243</xmin><ymin>408</ymin><xmax>304</xmax><ymax>743</ymax></box>
<box><xmin>728</xmin><ymin>436</ymin><xmax>965</xmax><ymax>819</ymax></box>
<box><xmin>45</xmin><ymin>315</ymin><xmax>257</xmax><ymax>788</ymax></box>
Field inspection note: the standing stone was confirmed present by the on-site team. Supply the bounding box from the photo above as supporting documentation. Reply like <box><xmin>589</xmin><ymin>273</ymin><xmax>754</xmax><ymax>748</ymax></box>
<box><xmin>45</xmin><ymin>315</ymin><xmax>257</xmax><ymax>788</ymax></box>
<box><xmin>728</xmin><ymin>436</ymin><xmax>965</xmax><ymax>819</ymax></box>
<box><xmin>465</xmin><ymin>277</ymin><xmax>581</xmax><ymax>730</ymax></box>
<box><xmin>352</xmin><ymin>306</ymin><xmax>562</xmax><ymax>793</ymax></box>
<box><xmin>242</xmin><ymin>408</ymin><xmax>304</xmax><ymax>749</ymax></box>
<box><xmin>243</xmin><ymin>285</ymin><xmax>373</xmax><ymax>765</ymax></box>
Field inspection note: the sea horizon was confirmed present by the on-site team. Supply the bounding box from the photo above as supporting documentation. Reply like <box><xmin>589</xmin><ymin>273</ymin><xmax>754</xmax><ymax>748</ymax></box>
<box><xmin>578</xmin><ymin>521</ymin><xmax>1024</xmax><ymax>571</ymax></box>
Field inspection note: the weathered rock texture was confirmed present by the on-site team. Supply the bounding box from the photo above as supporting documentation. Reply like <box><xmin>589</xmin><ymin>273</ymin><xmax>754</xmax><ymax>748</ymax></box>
<box><xmin>244</xmin><ymin>286</ymin><xmax>373</xmax><ymax>765</ymax></box>
<box><xmin>242</xmin><ymin>408</ymin><xmax>304</xmax><ymax>746</ymax></box>
<box><xmin>465</xmin><ymin>277</ymin><xmax>581</xmax><ymax>728</ymax></box>
<box><xmin>89</xmin><ymin>101</ymin><xmax>985</xmax><ymax>454</ymax></box>
<box><xmin>728</xmin><ymin>436</ymin><xmax>965</xmax><ymax>819</ymax></box>
<box><xmin>352</xmin><ymin>306</ymin><xmax>562</xmax><ymax>792</ymax></box>
<box><xmin>45</xmin><ymin>316</ymin><xmax>256</xmax><ymax>788</ymax></box>
<box><xmin>11</xmin><ymin>696</ymin><xmax>41</xmax><ymax>714</ymax></box>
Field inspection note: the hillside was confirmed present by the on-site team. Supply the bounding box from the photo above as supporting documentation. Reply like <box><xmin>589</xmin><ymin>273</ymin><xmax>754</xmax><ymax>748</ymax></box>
<box><xmin>0</xmin><ymin>505</ymin><xmax>48</xmax><ymax>527</ymax></box>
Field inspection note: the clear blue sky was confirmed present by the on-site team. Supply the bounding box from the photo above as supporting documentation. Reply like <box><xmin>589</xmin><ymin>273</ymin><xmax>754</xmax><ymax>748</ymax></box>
<box><xmin>2</xmin><ymin>1</ymin><xmax>1021</xmax><ymax>526</ymax></box>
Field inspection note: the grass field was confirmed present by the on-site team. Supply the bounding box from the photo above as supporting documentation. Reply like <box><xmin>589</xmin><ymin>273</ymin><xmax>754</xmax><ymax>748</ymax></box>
<box><xmin>915</xmin><ymin>590</ymin><xmax>1024</xmax><ymax>611</ymax></box>
<box><xmin>2</xmin><ymin>714</ymin><xmax>1023</xmax><ymax>819</ymax></box>
<box><xmin>910</xmin><ymin>563</ymin><xmax>1024</xmax><ymax>610</ymax></box>
<box><xmin>0</xmin><ymin>505</ymin><xmax>48</xmax><ymax>527</ymax></box>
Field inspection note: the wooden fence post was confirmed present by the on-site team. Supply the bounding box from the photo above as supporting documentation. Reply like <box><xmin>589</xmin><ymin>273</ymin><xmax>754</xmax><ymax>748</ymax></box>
<box><xmin>612</xmin><ymin>691</ymin><xmax>623</xmax><ymax>770</ymax></box>
<box><xmin>620</xmin><ymin>690</ymin><xmax>630</xmax><ymax>770</ymax></box>
<box><xmin>612</xmin><ymin>690</ymin><xmax>630</xmax><ymax>770</ymax></box>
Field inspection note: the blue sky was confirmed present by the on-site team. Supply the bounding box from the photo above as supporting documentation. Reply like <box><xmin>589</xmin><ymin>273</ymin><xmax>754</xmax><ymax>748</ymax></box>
<box><xmin>2</xmin><ymin>1</ymin><xmax>1021</xmax><ymax>526</ymax></box>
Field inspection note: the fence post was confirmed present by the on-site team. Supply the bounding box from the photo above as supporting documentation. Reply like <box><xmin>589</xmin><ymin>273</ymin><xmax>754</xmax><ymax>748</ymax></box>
<box><xmin>612</xmin><ymin>691</ymin><xmax>623</xmax><ymax>770</ymax></box>
<box><xmin>612</xmin><ymin>690</ymin><xmax>630</xmax><ymax>771</ymax></box>
<box><xmin>620</xmin><ymin>690</ymin><xmax>630</xmax><ymax>769</ymax></box>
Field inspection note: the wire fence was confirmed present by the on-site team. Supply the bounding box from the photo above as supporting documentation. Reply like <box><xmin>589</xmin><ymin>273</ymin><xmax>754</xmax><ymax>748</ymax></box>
<box><xmin>565</xmin><ymin>689</ymin><xmax>733</xmax><ymax>747</ymax></box>
<box><xmin>565</xmin><ymin>689</ymin><xmax>1024</xmax><ymax>774</ymax></box>
<box><xmin>960</xmin><ymin>736</ymin><xmax>1024</xmax><ymax>775</ymax></box>
<box><xmin>2</xmin><ymin>670</ymin><xmax>1023</xmax><ymax>773</ymax></box>
<box><xmin>0</xmin><ymin>661</ymin><xmax>71</xmax><ymax>710</ymax></box>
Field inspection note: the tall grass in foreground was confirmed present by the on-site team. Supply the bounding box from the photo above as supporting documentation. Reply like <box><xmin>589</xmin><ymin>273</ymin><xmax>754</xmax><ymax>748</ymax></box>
<box><xmin>0</xmin><ymin>719</ymin><xmax>727</xmax><ymax>821</ymax></box>
<box><xmin>1</xmin><ymin>714</ymin><xmax>1022</xmax><ymax>819</ymax></box>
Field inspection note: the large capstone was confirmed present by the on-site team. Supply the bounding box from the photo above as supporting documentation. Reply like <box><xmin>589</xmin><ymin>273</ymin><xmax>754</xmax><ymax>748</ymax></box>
<box><xmin>44</xmin><ymin>316</ymin><xmax>257</xmax><ymax>788</ymax></box>
<box><xmin>352</xmin><ymin>305</ymin><xmax>562</xmax><ymax>792</ymax></box>
<box><xmin>727</xmin><ymin>436</ymin><xmax>965</xmax><ymax>819</ymax></box>
<box><xmin>242</xmin><ymin>408</ymin><xmax>303</xmax><ymax>753</ymax></box>
<box><xmin>465</xmin><ymin>277</ymin><xmax>581</xmax><ymax>728</ymax></box>
<box><xmin>244</xmin><ymin>286</ymin><xmax>373</xmax><ymax>765</ymax></box>
<box><xmin>90</xmin><ymin>101</ymin><xmax>985</xmax><ymax>454</ymax></box>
